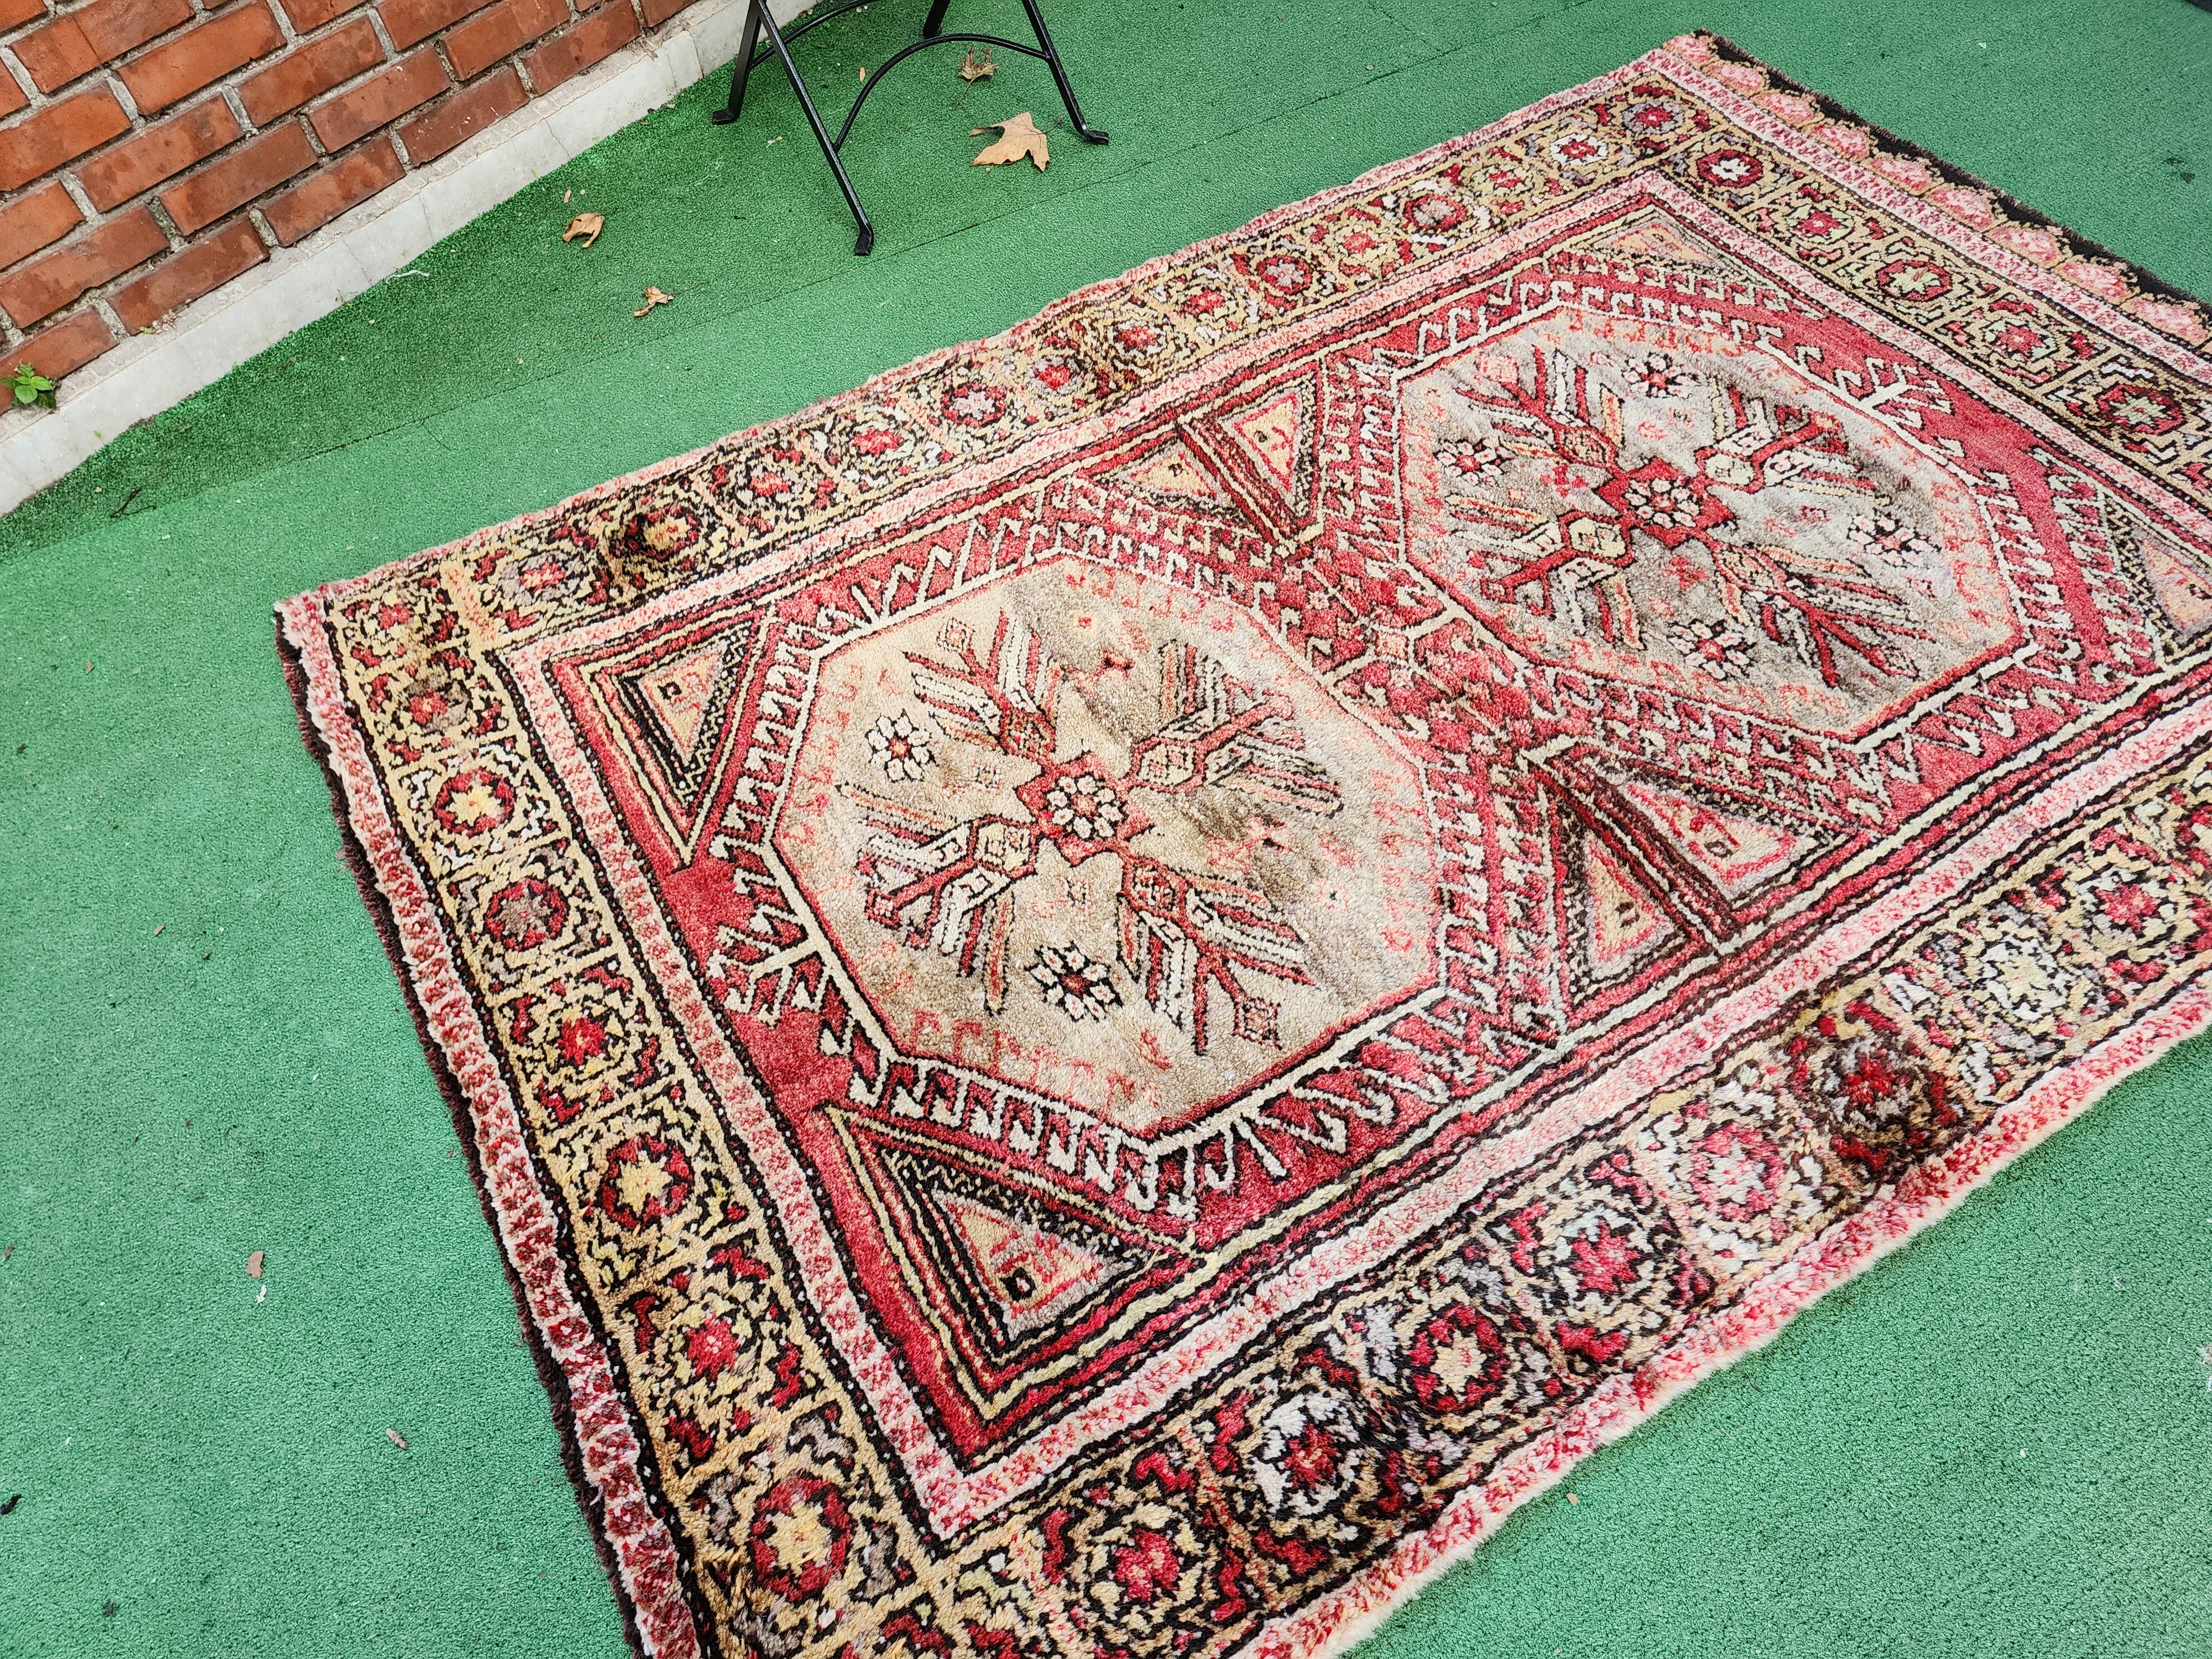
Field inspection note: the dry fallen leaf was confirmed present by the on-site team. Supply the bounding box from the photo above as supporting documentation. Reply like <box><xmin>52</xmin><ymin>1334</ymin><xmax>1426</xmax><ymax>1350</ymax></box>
<box><xmin>386</xmin><ymin>1428</ymin><xmax>409</xmax><ymax>1450</ymax></box>
<box><xmin>562</xmin><ymin>212</ymin><xmax>604</xmax><ymax>248</ymax></box>
<box><xmin>957</xmin><ymin>48</ymin><xmax>995</xmax><ymax>81</ymax></box>
<box><xmin>972</xmin><ymin>111</ymin><xmax>1048</xmax><ymax>171</ymax></box>
<box><xmin>634</xmin><ymin>286</ymin><xmax>673</xmax><ymax>317</ymax></box>
<box><xmin>246</xmin><ymin>1250</ymin><xmax>264</xmax><ymax>1279</ymax></box>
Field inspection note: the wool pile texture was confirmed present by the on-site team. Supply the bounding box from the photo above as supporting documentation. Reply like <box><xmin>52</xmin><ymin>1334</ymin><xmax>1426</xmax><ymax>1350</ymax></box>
<box><xmin>280</xmin><ymin>36</ymin><xmax>2212</xmax><ymax>1659</ymax></box>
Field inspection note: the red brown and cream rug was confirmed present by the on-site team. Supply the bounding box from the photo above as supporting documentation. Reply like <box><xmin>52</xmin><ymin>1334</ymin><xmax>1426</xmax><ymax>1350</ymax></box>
<box><xmin>281</xmin><ymin>35</ymin><xmax>2212</xmax><ymax>1659</ymax></box>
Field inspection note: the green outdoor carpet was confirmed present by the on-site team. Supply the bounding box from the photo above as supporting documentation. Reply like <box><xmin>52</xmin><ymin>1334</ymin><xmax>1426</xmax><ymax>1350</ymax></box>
<box><xmin>3</xmin><ymin>0</ymin><xmax>2210</xmax><ymax>1653</ymax></box>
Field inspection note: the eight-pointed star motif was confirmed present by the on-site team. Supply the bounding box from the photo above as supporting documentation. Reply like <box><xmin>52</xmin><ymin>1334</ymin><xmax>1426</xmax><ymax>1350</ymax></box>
<box><xmin>845</xmin><ymin>613</ymin><xmax>1343</xmax><ymax>1051</ymax></box>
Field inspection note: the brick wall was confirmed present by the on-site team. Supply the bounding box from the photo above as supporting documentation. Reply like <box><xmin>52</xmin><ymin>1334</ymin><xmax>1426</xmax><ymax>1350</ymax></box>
<box><xmin>0</xmin><ymin>0</ymin><xmax>705</xmax><ymax>392</ymax></box>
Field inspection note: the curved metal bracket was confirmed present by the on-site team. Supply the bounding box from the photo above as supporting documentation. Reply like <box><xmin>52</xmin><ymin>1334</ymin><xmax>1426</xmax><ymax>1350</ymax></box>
<box><xmin>711</xmin><ymin>0</ymin><xmax>1108</xmax><ymax>257</ymax></box>
<box><xmin>833</xmin><ymin>34</ymin><xmax>1047</xmax><ymax>151</ymax></box>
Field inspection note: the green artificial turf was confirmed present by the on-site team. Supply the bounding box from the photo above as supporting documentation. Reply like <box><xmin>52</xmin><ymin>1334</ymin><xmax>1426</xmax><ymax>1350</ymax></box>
<box><xmin>2</xmin><ymin>0</ymin><xmax>2209</xmax><ymax>1652</ymax></box>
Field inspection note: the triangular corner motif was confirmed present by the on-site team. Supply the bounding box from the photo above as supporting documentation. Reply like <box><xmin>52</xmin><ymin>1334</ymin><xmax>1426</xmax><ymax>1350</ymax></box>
<box><xmin>872</xmin><ymin>1142</ymin><xmax>1164</xmax><ymax>1367</ymax></box>
<box><xmin>1221</xmin><ymin>383</ymin><xmax>1310</xmax><ymax>508</ymax></box>
<box><xmin>1586</xmin><ymin>214</ymin><xmax>1726</xmax><ymax>267</ymax></box>
<box><xmin>2139</xmin><ymin>533</ymin><xmax>2212</xmax><ymax>642</ymax></box>
<box><xmin>613</xmin><ymin>623</ymin><xmax>751</xmax><ymax>806</ymax></box>
<box><xmin>928</xmin><ymin>1189</ymin><xmax>1121</xmax><ymax>1338</ymax></box>
<box><xmin>1614</xmin><ymin>775</ymin><xmax>1806</xmax><ymax>901</ymax></box>
<box><xmin>2105</xmin><ymin>495</ymin><xmax>2212</xmax><ymax>650</ymax></box>
<box><xmin>1104</xmin><ymin>436</ymin><xmax>1239</xmax><ymax>512</ymax></box>
<box><xmin>625</xmin><ymin>640</ymin><xmax>730</xmax><ymax>770</ymax></box>
<box><xmin>1577</xmin><ymin>831</ymin><xmax>1675</xmax><ymax>986</ymax></box>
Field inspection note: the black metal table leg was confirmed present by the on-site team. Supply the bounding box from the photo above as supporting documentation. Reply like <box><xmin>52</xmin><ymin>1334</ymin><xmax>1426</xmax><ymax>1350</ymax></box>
<box><xmin>761</xmin><ymin>5</ymin><xmax>877</xmax><ymax>255</ymax></box>
<box><xmin>1018</xmin><ymin>0</ymin><xmax>1107</xmax><ymax>143</ymax></box>
<box><xmin>710</xmin><ymin>0</ymin><xmax>765</xmax><ymax>124</ymax></box>
<box><xmin>920</xmin><ymin>0</ymin><xmax>950</xmax><ymax>38</ymax></box>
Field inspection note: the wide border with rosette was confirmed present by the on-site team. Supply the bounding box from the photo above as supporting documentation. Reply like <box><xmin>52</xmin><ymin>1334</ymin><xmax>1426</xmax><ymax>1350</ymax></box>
<box><xmin>280</xmin><ymin>36</ymin><xmax>2212</xmax><ymax>1659</ymax></box>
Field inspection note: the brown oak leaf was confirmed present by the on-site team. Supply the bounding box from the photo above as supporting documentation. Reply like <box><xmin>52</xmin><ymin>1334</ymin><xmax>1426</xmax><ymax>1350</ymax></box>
<box><xmin>972</xmin><ymin>111</ymin><xmax>1048</xmax><ymax>171</ymax></box>
<box><xmin>958</xmin><ymin>48</ymin><xmax>995</xmax><ymax>81</ymax></box>
<box><xmin>562</xmin><ymin>212</ymin><xmax>603</xmax><ymax>247</ymax></box>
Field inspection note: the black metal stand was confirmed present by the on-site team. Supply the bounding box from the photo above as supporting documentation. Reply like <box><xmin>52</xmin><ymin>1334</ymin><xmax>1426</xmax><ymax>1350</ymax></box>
<box><xmin>711</xmin><ymin>0</ymin><xmax>1107</xmax><ymax>255</ymax></box>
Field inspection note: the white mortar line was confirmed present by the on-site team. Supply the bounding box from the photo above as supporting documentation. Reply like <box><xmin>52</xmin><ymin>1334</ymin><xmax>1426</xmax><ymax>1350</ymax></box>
<box><xmin>0</xmin><ymin>0</ymin><xmax>807</xmax><ymax>517</ymax></box>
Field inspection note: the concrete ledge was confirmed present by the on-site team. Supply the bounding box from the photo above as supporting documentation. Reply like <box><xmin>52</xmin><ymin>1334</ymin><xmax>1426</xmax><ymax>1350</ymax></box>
<box><xmin>0</xmin><ymin>0</ymin><xmax>804</xmax><ymax>517</ymax></box>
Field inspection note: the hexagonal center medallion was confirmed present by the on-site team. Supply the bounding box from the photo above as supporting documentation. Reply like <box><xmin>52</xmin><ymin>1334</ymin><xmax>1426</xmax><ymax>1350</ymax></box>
<box><xmin>1399</xmin><ymin>307</ymin><xmax>2025</xmax><ymax>737</ymax></box>
<box><xmin>776</xmin><ymin>561</ymin><xmax>1439</xmax><ymax>1136</ymax></box>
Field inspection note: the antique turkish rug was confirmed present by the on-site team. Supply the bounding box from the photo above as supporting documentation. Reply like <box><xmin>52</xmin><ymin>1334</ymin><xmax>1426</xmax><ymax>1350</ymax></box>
<box><xmin>281</xmin><ymin>35</ymin><xmax>2212</xmax><ymax>1659</ymax></box>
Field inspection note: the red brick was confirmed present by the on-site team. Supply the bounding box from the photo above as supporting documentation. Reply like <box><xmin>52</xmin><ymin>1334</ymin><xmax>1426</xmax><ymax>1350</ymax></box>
<box><xmin>76</xmin><ymin>97</ymin><xmax>241</xmax><ymax>210</ymax></box>
<box><xmin>117</xmin><ymin>1</ymin><xmax>284</xmax><ymax>114</ymax></box>
<box><xmin>0</xmin><ymin>71</ymin><xmax>26</xmax><ymax>120</ymax></box>
<box><xmin>237</xmin><ymin>18</ymin><xmax>384</xmax><ymax>124</ymax></box>
<box><xmin>0</xmin><ymin>0</ymin><xmax>50</xmax><ymax>30</ymax></box>
<box><xmin>11</xmin><ymin>27</ymin><xmax>97</xmax><ymax>93</ymax></box>
<box><xmin>444</xmin><ymin>0</ymin><xmax>562</xmax><ymax>82</ymax></box>
<box><xmin>0</xmin><ymin>206</ymin><xmax>164</xmax><ymax>325</ymax></box>
<box><xmin>9</xmin><ymin>305</ymin><xmax>117</xmax><ymax>380</ymax></box>
<box><xmin>0</xmin><ymin>180</ymin><xmax>81</xmax><ymax>269</ymax></box>
<box><xmin>13</xmin><ymin>0</ymin><xmax>192</xmax><ymax>93</ymax></box>
<box><xmin>638</xmin><ymin>0</ymin><xmax>692</xmax><ymax>25</ymax></box>
<box><xmin>523</xmin><ymin>0</ymin><xmax>634</xmax><ymax>92</ymax></box>
<box><xmin>0</xmin><ymin>85</ymin><xmax>132</xmax><ymax>189</ymax></box>
<box><xmin>275</xmin><ymin>0</ymin><xmax>354</xmax><ymax>28</ymax></box>
<box><xmin>262</xmin><ymin>133</ymin><xmax>400</xmax><ymax>242</ymax></box>
<box><xmin>109</xmin><ymin>215</ymin><xmax>262</xmax><ymax>328</ymax></box>
<box><xmin>374</xmin><ymin>0</ymin><xmax>489</xmax><ymax>49</ymax></box>
<box><xmin>307</xmin><ymin>48</ymin><xmax>444</xmax><ymax>149</ymax></box>
<box><xmin>396</xmin><ymin>60</ymin><xmax>520</xmax><ymax>162</ymax></box>
<box><xmin>158</xmin><ymin>119</ymin><xmax>313</xmax><ymax>232</ymax></box>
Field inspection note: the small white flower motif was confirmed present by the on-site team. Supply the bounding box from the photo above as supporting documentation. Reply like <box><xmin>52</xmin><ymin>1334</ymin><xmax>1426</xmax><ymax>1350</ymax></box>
<box><xmin>1971</xmin><ymin>937</ymin><xmax>2069</xmax><ymax>1021</ymax></box>
<box><xmin>1622</xmin><ymin>96</ymin><xmax>1684</xmax><ymax>137</ymax></box>
<box><xmin>1251</xmin><ymin>1390</ymin><xmax>1367</xmax><ymax>1519</ymax></box>
<box><xmin>1701</xmin><ymin>150</ymin><xmax>1761</xmax><ymax>186</ymax></box>
<box><xmin>944</xmin><ymin>383</ymin><xmax>1004</xmax><ymax>424</ymax></box>
<box><xmin>1042</xmin><ymin>772</ymin><xmax>1126</xmax><ymax>842</ymax></box>
<box><xmin>1028</xmin><ymin>943</ymin><xmax>1121</xmax><ymax>1022</ymax></box>
<box><xmin>1621</xmin><ymin>472</ymin><xmax>1703</xmax><ymax>529</ymax></box>
<box><xmin>1546</xmin><ymin>131</ymin><xmax>1610</xmax><ymax>168</ymax></box>
<box><xmin>1667</xmin><ymin>619</ymin><xmax>1758</xmax><ymax>681</ymax></box>
<box><xmin>1846</xmin><ymin>508</ymin><xmax>1939</xmax><ymax>571</ymax></box>
<box><xmin>1627</xmin><ymin>351</ymin><xmax>1698</xmax><ymax>398</ymax></box>
<box><xmin>1436</xmin><ymin>435</ymin><xmax>1506</xmax><ymax>486</ymax></box>
<box><xmin>865</xmin><ymin>710</ymin><xmax>936</xmax><ymax>782</ymax></box>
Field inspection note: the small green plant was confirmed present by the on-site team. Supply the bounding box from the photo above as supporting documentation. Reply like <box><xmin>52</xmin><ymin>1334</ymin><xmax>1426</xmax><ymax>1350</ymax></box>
<box><xmin>9</xmin><ymin>361</ymin><xmax>56</xmax><ymax>408</ymax></box>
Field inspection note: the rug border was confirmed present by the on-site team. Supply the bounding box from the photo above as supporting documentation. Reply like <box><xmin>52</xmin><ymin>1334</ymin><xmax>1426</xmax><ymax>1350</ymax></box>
<box><xmin>277</xmin><ymin>615</ymin><xmax>671</xmax><ymax>1659</ymax></box>
<box><xmin>1699</xmin><ymin>32</ymin><xmax>2212</xmax><ymax>322</ymax></box>
<box><xmin>273</xmin><ymin>31</ymin><xmax>2212</xmax><ymax>1659</ymax></box>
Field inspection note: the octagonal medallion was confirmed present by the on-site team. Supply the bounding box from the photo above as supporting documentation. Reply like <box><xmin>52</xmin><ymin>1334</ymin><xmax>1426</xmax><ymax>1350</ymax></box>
<box><xmin>1398</xmin><ymin>306</ymin><xmax>2025</xmax><ymax>738</ymax></box>
<box><xmin>777</xmin><ymin>560</ymin><xmax>1440</xmax><ymax>1136</ymax></box>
